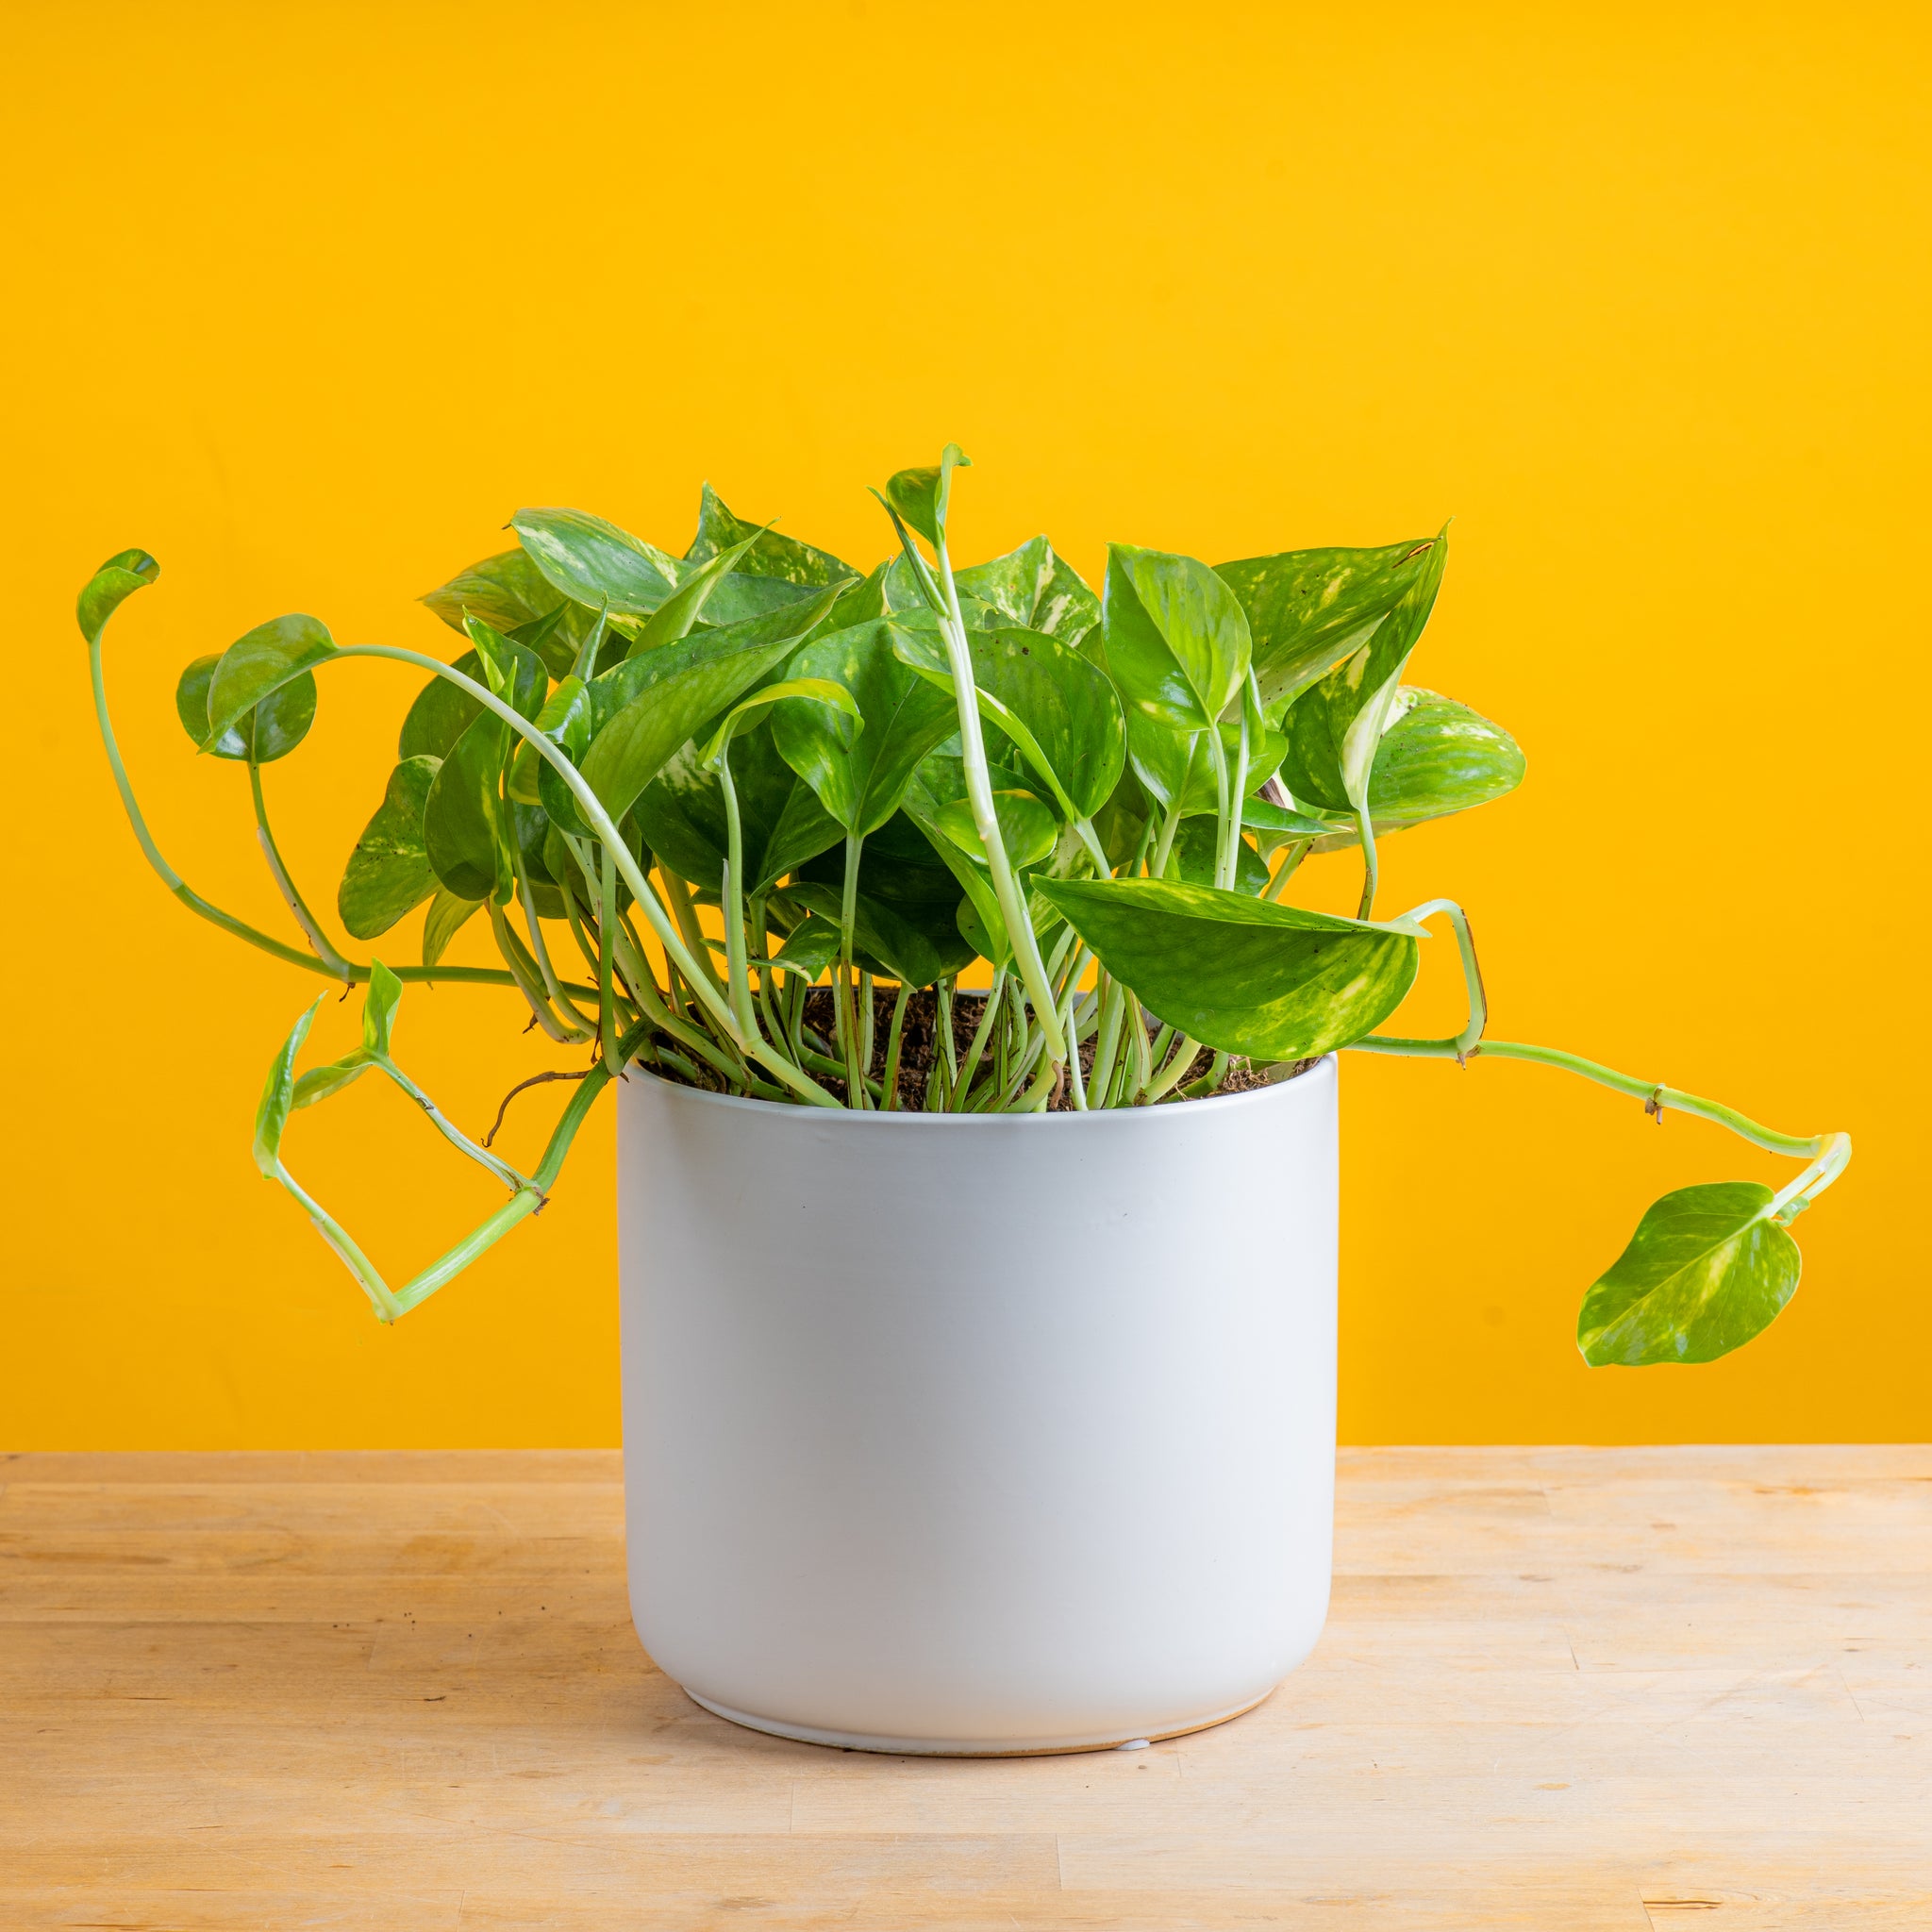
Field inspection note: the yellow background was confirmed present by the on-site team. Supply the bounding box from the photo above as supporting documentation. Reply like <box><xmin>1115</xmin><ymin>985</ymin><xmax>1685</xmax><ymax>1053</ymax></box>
<box><xmin>6</xmin><ymin>3</ymin><xmax>1925</xmax><ymax>1446</ymax></box>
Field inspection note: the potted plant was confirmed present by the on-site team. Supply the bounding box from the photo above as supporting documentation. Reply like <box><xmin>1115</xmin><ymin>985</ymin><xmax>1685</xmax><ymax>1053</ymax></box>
<box><xmin>81</xmin><ymin>446</ymin><xmax>1851</xmax><ymax>1755</ymax></box>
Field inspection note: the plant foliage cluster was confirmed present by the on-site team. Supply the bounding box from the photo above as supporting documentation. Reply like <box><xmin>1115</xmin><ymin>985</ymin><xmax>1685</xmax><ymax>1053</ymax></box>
<box><xmin>82</xmin><ymin>450</ymin><xmax>1848</xmax><ymax>1358</ymax></box>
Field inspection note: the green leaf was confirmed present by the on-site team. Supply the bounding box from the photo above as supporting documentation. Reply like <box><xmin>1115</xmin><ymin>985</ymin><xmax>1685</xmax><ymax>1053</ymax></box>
<box><xmin>784</xmin><ymin>879</ymin><xmax>954</xmax><ymax>988</ymax></box>
<box><xmin>508</xmin><ymin>675</ymin><xmax>593</xmax><ymax>806</ymax></box>
<box><xmin>884</xmin><ymin>446</ymin><xmax>970</xmax><ymax>547</ymax></box>
<box><xmin>699</xmin><ymin>677</ymin><xmax>860</xmax><ymax>768</ymax></box>
<box><xmin>900</xmin><ymin>753</ymin><xmax>1055</xmax><ymax>969</ymax></box>
<box><xmin>1217</xmin><ymin>535</ymin><xmax>1449</xmax><ymax>714</ymax></box>
<box><xmin>1278</xmin><ymin>529</ymin><xmax>1450</xmax><ymax>813</ymax></box>
<box><xmin>572</xmin><ymin>600</ymin><xmax>838</xmax><ymax>832</ymax></box>
<box><xmin>771</xmin><ymin>621</ymin><xmax>958</xmax><ymax>835</ymax></box>
<box><xmin>771</xmin><ymin>916</ymin><xmax>842</xmax><ymax>979</ymax></box>
<box><xmin>1577</xmin><ymin>1182</ymin><xmax>1802</xmax><ymax>1366</ymax></box>
<box><xmin>254</xmin><ymin>995</ymin><xmax>325</xmax><ymax>1173</ymax></box>
<box><xmin>339</xmin><ymin>756</ymin><xmax>441</xmax><ymax>939</ymax></box>
<box><xmin>682</xmin><ymin>483</ymin><xmax>858</xmax><ymax>625</ymax></box>
<box><xmin>291</xmin><ymin>1053</ymin><xmax>373</xmax><ymax>1111</ymax></box>
<box><xmin>424</xmin><ymin>708</ymin><xmax>510</xmax><ymax>903</ymax></box>
<box><xmin>175</xmin><ymin>652</ymin><xmax>316</xmax><ymax>762</ymax></box>
<box><xmin>626</xmin><ymin>527</ymin><xmax>771</xmax><ymax>657</ymax></box>
<box><xmin>1102</xmin><ymin>545</ymin><xmax>1252</xmax><ymax>733</ymax></box>
<box><xmin>1034</xmin><ymin>875</ymin><xmax>1420</xmax><ymax>1060</ymax></box>
<box><xmin>955</xmin><ymin>536</ymin><xmax>1099</xmax><ymax>644</ymax></box>
<box><xmin>422</xmin><ymin>887</ymin><xmax>481</xmax><ymax>969</ymax></box>
<box><xmin>511</xmin><ymin>508</ymin><xmax>684</xmax><ymax>620</ymax></box>
<box><xmin>636</xmin><ymin>720</ymin><xmax>841</xmax><ymax>897</ymax></box>
<box><xmin>935</xmin><ymin>789</ymin><xmax>1059</xmax><ymax>871</ymax></box>
<box><xmin>361</xmin><ymin>959</ymin><xmax>404</xmax><ymax>1057</ymax></box>
<box><xmin>205</xmin><ymin>615</ymin><xmax>336</xmax><ymax>747</ymax></box>
<box><xmin>793</xmin><ymin>812</ymin><xmax>977</xmax><ymax>981</ymax></box>
<box><xmin>77</xmin><ymin>549</ymin><xmax>159</xmax><ymax>646</ymax></box>
<box><xmin>892</xmin><ymin>623</ymin><xmax>1124</xmax><ymax>822</ymax></box>
<box><xmin>420</xmin><ymin>548</ymin><xmax>596</xmax><ymax>675</ymax></box>
<box><xmin>1172</xmin><ymin>818</ymin><xmax>1270</xmax><ymax>893</ymax></box>
<box><xmin>1308</xmin><ymin>688</ymin><xmax>1526</xmax><ymax>851</ymax></box>
<box><xmin>1127</xmin><ymin>713</ymin><xmax>1286</xmax><ymax>818</ymax></box>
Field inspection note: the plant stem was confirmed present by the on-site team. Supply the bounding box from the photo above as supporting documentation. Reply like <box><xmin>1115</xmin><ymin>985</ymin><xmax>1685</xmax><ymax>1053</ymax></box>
<box><xmin>1264</xmin><ymin>838</ymin><xmax>1312</xmax><ymax>901</ymax></box>
<box><xmin>926</xmin><ymin>536</ymin><xmax>1065</xmax><ymax>1070</ymax></box>
<box><xmin>1355</xmin><ymin>801</ymin><xmax>1379</xmax><ymax>919</ymax></box>
<box><xmin>953</xmin><ymin>968</ymin><xmax>1006</xmax><ymax>1108</ymax></box>
<box><xmin>715</xmin><ymin>750</ymin><xmax>761</xmax><ymax>1041</ymax></box>
<box><xmin>247</xmin><ymin>760</ymin><xmax>354</xmax><ymax>978</ymax></box>
<box><xmin>880</xmin><ymin>980</ymin><xmax>912</xmax><ymax>1109</ymax></box>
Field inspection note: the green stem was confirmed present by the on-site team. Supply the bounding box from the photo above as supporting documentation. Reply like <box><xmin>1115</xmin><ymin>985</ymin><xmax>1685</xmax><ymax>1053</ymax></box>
<box><xmin>1143</xmin><ymin>1032</ymin><xmax>1202</xmax><ymax>1103</ymax></box>
<box><xmin>1346</xmin><ymin>900</ymin><xmax>1850</xmax><ymax>1224</ymax></box>
<box><xmin>926</xmin><ymin>540</ymin><xmax>1065</xmax><ymax>1070</ymax></box>
<box><xmin>1264</xmin><ymin>839</ymin><xmax>1312</xmax><ymax>901</ymax></box>
<box><xmin>1355</xmin><ymin>800</ymin><xmax>1379</xmax><ymax>919</ymax></box>
<box><xmin>247</xmin><ymin>760</ymin><xmax>353</xmax><ymax>978</ymax></box>
<box><xmin>716</xmin><ymin>750</ymin><xmax>760</xmax><ymax>1041</ymax></box>
<box><xmin>335</xmin><ymin>645</ymin><xmax>835</xmax><ymax>1109</ymax></box>
<box><xmin>597</xmin><ymin>843</ymin><xmax>624</xmax><ymax>1074</ymax></box>
<box><xmin>953</xmin><ymin>969</ymin><xmax>1005</xmax><ymax>1108</ymax></box>
<box><xmin>488</xmin><ymin>901</ymin><xmax>574</xmax><ymax>1043</ymax></box>
<box><xmin>880</xmin><ymin>979</ymin><xmax>912</xmax><ymax>1110</ymax></box>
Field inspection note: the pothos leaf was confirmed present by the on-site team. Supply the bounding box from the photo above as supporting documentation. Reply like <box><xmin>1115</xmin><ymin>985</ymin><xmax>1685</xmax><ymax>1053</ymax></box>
<box><xmin>422</xmin><ymin>887</ymin><xmax>481</xmax><ymax>969</ymax></box>
<box><xmin>1307</xmin><ymin>688</ymin><xmax>1524</xmax><ymax>850</ymax></box>
<box><xmin>254</xmin><ymin>996</ymin><xmax>326</xmax><ymax>1172</ymax></box>
<box><xmin>1034</xmin><ymin>875</ymin><xmax>1421</xmax><ymax>1060</ymax></box>
<box><xmin>511</xmin><ymin>507</ymin><xmax>684</xmax><ymax>619</ymax></box>
<box><xmin>1102</xmin><ymin>545</ymin><xmax>1252</xmax><ymax>733</ymax></box>
<box><xmin>339</xmin><ymin>755</ymin><xmax>441</xmax><ymax>939</ymax></box>
<box><xmin>1216</xmin><ymin>535</ymin><xmax>1447</xmax><ymax>713</ymax></box>
<box><xmin>1576</xmin><ymin>1182</ymin><xmax>1802</xmax><ymax>1366</ymax></box>
<box><xmin>205</xmin><ymin>615</ymin><xmax>336</xmax><ymax>747</ymax></box>
<box><xmin>1278</xmin><ymin>528</ymin><xmax>1449</xmax><ymax>813</ymax></box>
<box><xmin>175</xmin><ymin>653</ymin><xmax>316</xmax><ymax>762</ymax></box>
<box><xmin>77</xmin><ymin>549</ymin><xmax>159</xmax><ymax>646</ymax></box>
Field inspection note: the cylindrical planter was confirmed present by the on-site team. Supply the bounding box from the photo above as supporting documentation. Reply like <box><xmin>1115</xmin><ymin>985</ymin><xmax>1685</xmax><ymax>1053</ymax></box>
<box><xmin>616</xmin><ymin>1055</ymin><xmax>1339</xmax><ymax>1756</ymax></box>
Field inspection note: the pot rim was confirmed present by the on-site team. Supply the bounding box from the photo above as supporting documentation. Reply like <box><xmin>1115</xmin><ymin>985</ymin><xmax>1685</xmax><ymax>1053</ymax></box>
<box><xmin>628</xmin><ymin>1052</ymin><xmax>1335</xmax><ymax>1126</ymax></box>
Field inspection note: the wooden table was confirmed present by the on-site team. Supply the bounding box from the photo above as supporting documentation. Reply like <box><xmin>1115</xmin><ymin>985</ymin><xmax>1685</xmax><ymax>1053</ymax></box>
<box><xmin>4</xmin><ymin>1447</ymin><xmax>1927</xmax><ymax>1929</ymax></box>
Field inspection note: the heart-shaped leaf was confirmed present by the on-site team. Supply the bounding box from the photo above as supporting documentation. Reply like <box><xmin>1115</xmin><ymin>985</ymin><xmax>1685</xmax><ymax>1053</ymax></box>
<box><xmin>1102</xmin><ymin>545</ymin><xmax>1252</xmax><ymax>733</ymax></box>
<box><xmin>935</xmin><ymin>789</ymin><xmax>1059</xmax><ymax>871</ymax></box>
<box><xmin>422</xmin><ymin>887</ymin><xmax>481</xmax><ymax>969</ymax></box>
<box><xmin>175</xmin><ymin>653</ymin><xmax>316</xmax><ymax>763</ymax></box>
<box><xmin>955</xmin><ymin>535</ymin><xmax>1099</xmax><ymax>645</ymax></box>
<box><xmin>1216</xmin><ymin>535</ymin><xmax>1448</xmax><ymax>714</ymax></box>
<box><xmin>205</xmin><ymin>615</ymin><xmax>336</xmax><ymax>747</ymax></box>
<box><xmin>571</xmin><ymin>597</ymin><xmax>841</xmax><ymax>831</ymax></box>
<box><xmin>682</xmin><ymin>483</ymin><xmax>858</xmax><ymax>625</ymax></box>
<box><xmin>884</xmin><ymin>447</ymin><xmax>971</xmax><ymax>548</ymax></box>
<box><xmin>77</xmin><ymin>549</ymin><xmax>159</xmax><ymax>645</ymax></box>
<box><xmin>339</xmin><ymin>756</ymin><xmax>441</xmax><ymax>939</ymax></box>
<box><xmin>511</xmin><ymin>507</ymin><xmax>685</xmax><ymax>619</ymax></box>
<box><xmin>1034</xmin><ymin>875</ymin><xmax>1420</xmax><ymax>1060</ymax></box>
<box><xmin>892</xmin><ymin>623</ymin><xmax>1125</xmax><ymax>821</ymax></box>
<box><xmin>1307</xmin><ymin>688</ymin><xmax>1525</xmax><ymax>850</ymax></box>
<box><xmin>425</xmin><ymin>709</ymin><xmax>510</xmax><ymax>903</ymax></box>
<box><xmin>1278</xmin><ymin>530</ymin><xmax>1449</xmax><ymax>813</ymax></box>
<box><xmin>420</xmin><ymin>548</ymin><xmax>597</xmax><ymax>676</ymax></box>
<box><xmin>771</xmin><ymin>621</ymin><xmax>958</xmax><ymax>835</ymax></box>
<box><xmin>1576</xmin><ymin>1182</ymin><xmax>1802</xmax><ymax>1366</ymax></box>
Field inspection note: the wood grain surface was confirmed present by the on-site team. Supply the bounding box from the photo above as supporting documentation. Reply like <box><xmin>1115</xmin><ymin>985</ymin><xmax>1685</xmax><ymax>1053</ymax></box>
<box><xmin>4</xmin><ymin>1446</ymin><xmax>1927</xmax><ymax>1929</ymax></box>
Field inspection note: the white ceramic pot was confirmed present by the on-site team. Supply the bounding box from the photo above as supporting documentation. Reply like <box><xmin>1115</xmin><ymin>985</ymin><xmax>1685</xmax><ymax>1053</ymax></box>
<box><xmin>616</xmin><ymin>1054</ymin><xmax>1339</xmax><ymax>1756</ymax></box>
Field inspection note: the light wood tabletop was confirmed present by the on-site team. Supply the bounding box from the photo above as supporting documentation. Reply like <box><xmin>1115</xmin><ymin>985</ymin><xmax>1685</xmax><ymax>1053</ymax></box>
<box><xmin>3</xmin><ymin>1445</ymin><xmax>1927</xmax><ymax>1930</ymax></box>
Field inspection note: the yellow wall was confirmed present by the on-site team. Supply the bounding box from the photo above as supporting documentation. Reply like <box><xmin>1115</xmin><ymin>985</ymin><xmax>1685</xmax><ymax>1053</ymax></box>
<box><xmin>7</xmin><ymin>3</ymin><xmax>1925</xmax><ymax>1446</ymax></box>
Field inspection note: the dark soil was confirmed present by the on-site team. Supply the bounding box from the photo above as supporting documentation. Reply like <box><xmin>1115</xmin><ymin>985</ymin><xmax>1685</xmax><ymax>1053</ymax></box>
<box><xmin>646</xmin><ymin>985</ymin><xmax>1315</xmax><ymax>1111</ymax></box>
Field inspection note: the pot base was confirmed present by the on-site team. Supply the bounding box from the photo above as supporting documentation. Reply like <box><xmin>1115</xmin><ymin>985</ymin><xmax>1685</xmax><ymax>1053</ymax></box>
<box><xmin>682</xmin><ymin>1688</ymin><xmax>1274</xmax><ymax>1757</ymax></box>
